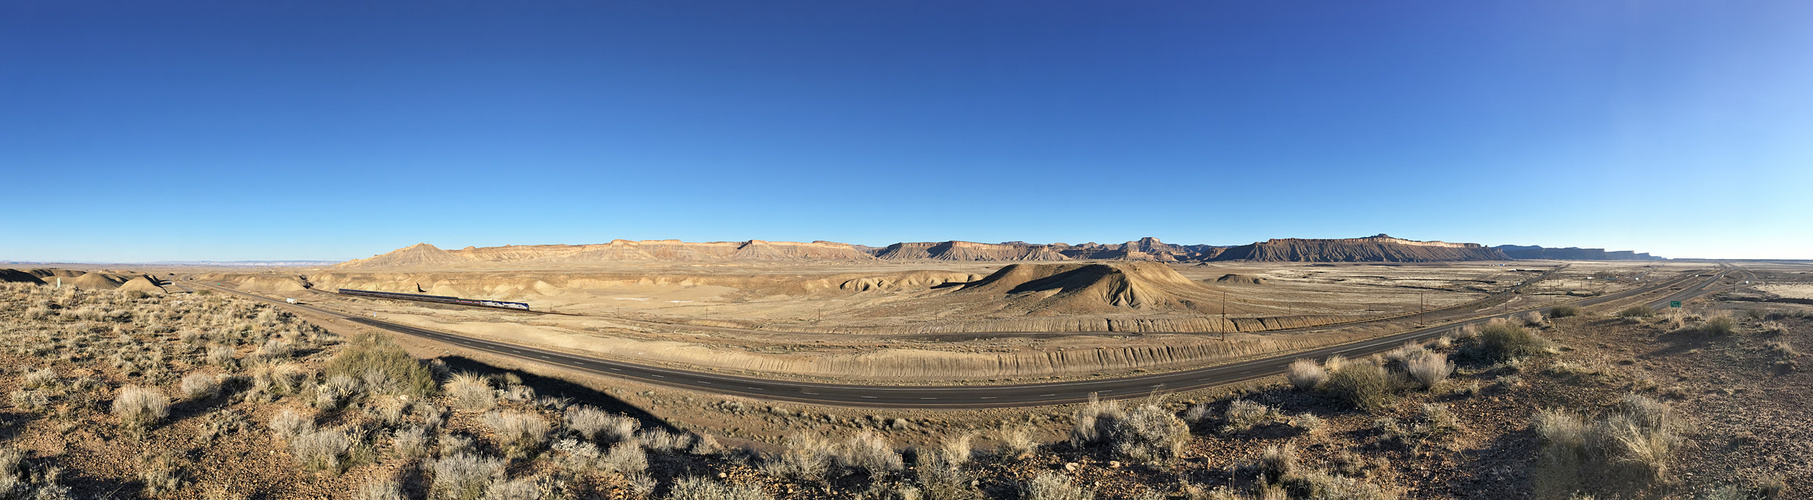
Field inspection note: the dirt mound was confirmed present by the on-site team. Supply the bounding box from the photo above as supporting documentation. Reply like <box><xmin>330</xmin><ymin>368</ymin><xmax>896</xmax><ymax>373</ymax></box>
<box><xmin>116</xmin><ymin>276</ymin><xmax>167</xmax><ymax>294</ymax></box>
<box><xmin>1214</xmin><ymin>274</ymin><xmax>1268</xmax><ymax>285</ymax></box>
<box><xmin>67</xmin><ymin>272</ymin><xmax>128</xmax><ymax>289</ymax></box>
<box><xmin>0</xmin><ymin>269</ymin><xmax>45</xmax><ymax>284</ymax></box>
<box><xmin>1211</xmin><ymin>234</ymin><xmax>1508</xmax><ymax>262</ymax></box>
<box><xmin>839</xmin><ymin>271</ymin><xmax>982</xmax><ymax>292</ymax></box>
<box><xmin>29</xmin><ymin>269</ymin><xmax>84</xmax><ymax>279</ymax></box>
<box><xmin>953</xmin><ymin>262</ymin><xmax>1231</xmax><ymax>315</ymax></box>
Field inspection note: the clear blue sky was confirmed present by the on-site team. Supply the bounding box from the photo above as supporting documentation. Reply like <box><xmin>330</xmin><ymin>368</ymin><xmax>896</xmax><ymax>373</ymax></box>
<box><xmin>4</xmin><ymin>1</ymin><xmax>1810</xmax><ymax>262</ymax></box>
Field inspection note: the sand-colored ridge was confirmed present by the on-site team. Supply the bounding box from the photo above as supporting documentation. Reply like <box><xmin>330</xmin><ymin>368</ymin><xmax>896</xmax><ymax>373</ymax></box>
<box><xmin>0</xmin><ymin>269</ymin><xmax>46</xmax><ymax>284</ymax></box>
<box><xmin>953</xmin><ymin>262</ymin><xmax>1233</xmax><ymax>315</ymax></box>
<box><xmin>1210</xmin><ymin>234</ymin><xmax>1509</xmax><ymax>262</ymax></box>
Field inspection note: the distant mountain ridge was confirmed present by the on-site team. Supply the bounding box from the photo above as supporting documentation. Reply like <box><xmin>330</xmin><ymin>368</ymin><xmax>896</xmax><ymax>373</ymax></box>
<box><xmin>1493</xmin><ymin>245</ymin><xmax>1663</xmax><ymax>261</ymax></box>
<box><xmin>334</xmin><ymin>234</ymin><xmax>1579</xmax><ymax>269</ymax></box>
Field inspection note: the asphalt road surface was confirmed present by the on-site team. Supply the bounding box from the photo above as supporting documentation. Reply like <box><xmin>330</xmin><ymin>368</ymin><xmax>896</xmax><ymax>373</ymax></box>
<box><xmin>195</xmin><ymin>267</ymin><xmax>1730</xmax><ymax>408</ymax></box>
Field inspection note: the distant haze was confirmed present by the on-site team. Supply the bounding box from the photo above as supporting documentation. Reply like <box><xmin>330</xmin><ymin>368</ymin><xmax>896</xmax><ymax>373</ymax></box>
<box><xmin>3</xmin><ymin>2</ymin><xmax>1809</xmax><ymax>261</ymax></box>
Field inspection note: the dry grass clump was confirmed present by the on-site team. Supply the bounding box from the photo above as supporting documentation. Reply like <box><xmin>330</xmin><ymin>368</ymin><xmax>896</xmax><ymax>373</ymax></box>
<box><xmin>761</xmin><ymin>434</ymin><xmax>833</xmax><ymax>482</ymax></box>
<box><xmin>1466</xmin><ymin>319</ymin><xmax>1548</xmax><ymax>362</ymax></box>
<box><xmin>1248</xmin><ymin>443</ymin><xmax>1393</xmax><ymax>500</ymax></box>
<box><xmin>1404</xmin><ymin>352</ymin><xmax>1454</xmax><ymax>389</ymax></box>
<box><xmin>667</xmin><ymin>477</ymin><xmax>772</xmax><ymax>500</ymax></box>
<box><xmin>992</xmin><ymin>426</ymin><xmax>1039</xmax><ymax>460</ymax></box>
<box><xmin>444</xmin><ymin>373</ymin><xmax>495</xmax><ymax>412</ymax></box>
<box><xmin>481</xmin><ymin>411</ymin><xmax>549</xmax><ymax>459</ymax></box>
<box><xmin>1326</xmin><ymin>360</ymin><xmax>1401</xmax><ymax>413</ymax></box>
<box><xmin>1698</xmin><ymin>312</ymin><xmax>1738</xmax><ymax>336</ymax></box>
<box><xmin>1376</xmin><ymin>404</ymin><xmax>1462</xmax><ymax>446</ymax></box>
<box><xmin>1533</xmin><ymin>394</ymin><xmax>1688</xmax><ymax>498</ymax></box>
<box><xmin>113</xmin><ymin>385</ymin><xmax>170</xmax><ymax>431</ymax></box>
<box><xmin>564</xmin><ymin>406</ymin><xmax>638</xmax><ymax>443</ymax></box>
<box><xmin>181</xmin><ymin>372</ymin><xmax>222</xmax><ymax>400</ymax></box>
<box><xmin>1549</xmin><ymin>305</ymin><xmax>1582</xmax><ymax>318</ymax></box>
<box><xmin>269</xmin><ymin>408</ymin><xmax>315</xmax><ymax>442</ymax></box>
<box><xmin>206</xmin><ymin>345</ymin><xmax>237</xmax><ymax>368</ymax></box>
<box><xmin>1022</xmin><ymin>471</ymin><xmax>1094</xmax><ymax>500</ymax></box>
<box><xmin>834</xmin><ymin>430</ymin><xmax>903</xmax><ymax>477</ymax></box>
<box><xmin>1287</xmin><ymin>359</ymin><xmax>1327</xmax><ymax>391</ymax></box>
<box><xmin>1221</xmin><ymin>400</ymin><xmax>1279</xmax><ymax>434</ymax></box>
<box><xmin>429</xmin><ymin>453</ymin><xmax>506</xmax><ymax>500</ymax></box>
<box><xmin>326</xmin><ymin>333</ymin><xmax>437</xmax><ymax>397</ymax></box>
<box><xmin>291</xmin><ymin>428</ymin><xmax>355</xmax><ymax>472</ymax></box>
<box><xmin>392</xmin><ymin>426</ymin><xmax>431</xmax><ymax>461</ymax></box>
<box><xmin>358</xmin><ymin>480</ymin><xmax>406</xmax><ymax>500</ymax></box>
<box><xmin>1103</xmin><ymin>401</ymin><xmax>1190</xmax><ymax>464</ymax></box>
<box><xmin>0</xmin><ymin>447</ymin><xmax>74</xmax><ymax>499</ymax></box>
<box><xmin>22</xmin><ymin>368</ymin><xmax>56</xmax><ymax>390</ymax></box>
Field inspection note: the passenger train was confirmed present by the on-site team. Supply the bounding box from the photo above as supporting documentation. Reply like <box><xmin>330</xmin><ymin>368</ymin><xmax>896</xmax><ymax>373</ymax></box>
<box><xmin>336</xmin><ymin>288</ymin><xmax>531</xmax><ymax>311</ymax></box>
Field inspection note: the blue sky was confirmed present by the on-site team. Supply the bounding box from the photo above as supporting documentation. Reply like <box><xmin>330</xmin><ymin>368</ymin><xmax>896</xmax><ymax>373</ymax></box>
<box><xmin>4</xmin><ymin>1</ymin><xmax>1809</xmax><ymax>262</ymax></box>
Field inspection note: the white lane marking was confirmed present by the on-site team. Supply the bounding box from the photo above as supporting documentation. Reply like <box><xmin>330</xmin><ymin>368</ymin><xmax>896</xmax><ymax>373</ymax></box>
<box><xmin>609</xmin><ymin>368</ymin><xmax>621</xmax><ymax>372</ymax></box>
<box><xmin>861</xmin><ymin>396</ymin><xmax>878</xmax><ymax>399</ymax></box>
<box><xmin>748</xmin><ymin>387</ymin><xmax>764</xmax><ymax>391</ymax></box>
<box><xmin>921</xmin><ymin>397</ymin><xmax>937</xmax><ymax>400</ymax></box>
<box><xmin>697</xmin><ymin>381</ymin><xmax>711</xmax><ymax>385</ymax></box>
<box><xmin>980</xmin><ymin>396</ymin><xmax>997</xmax><ymax>399</ymax></box>
<box><xmin>1039</xmin><ymin>393</ymin><xmax>1057</xmax><ymax>397</ymax></box>
<box><xmin>650</xmin><ymin>375</ymin><xmax>665</xmax><ymax>378</ymax></box>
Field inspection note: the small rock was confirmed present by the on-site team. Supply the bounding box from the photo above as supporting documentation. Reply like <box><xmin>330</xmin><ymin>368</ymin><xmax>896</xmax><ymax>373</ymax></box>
<box><xmin>1109</xmin><ymin>460</ymin><xmax>1121</xmax><ymax>469</ymax></box>
<box><xmin>1064</xmin><ymin>462</ymin><xmax>1079</xmax><ymax>472</ymax></box>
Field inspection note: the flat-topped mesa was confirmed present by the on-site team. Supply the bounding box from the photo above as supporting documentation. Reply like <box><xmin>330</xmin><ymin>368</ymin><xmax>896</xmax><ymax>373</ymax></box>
<box><xmin>872</xmin><ymin>241</ymin><xmax>1071</xmax><ymax>261</ymax></box>
<box><xmin>334</xmin><ymin>239</ymin><xmax>876</xmax><ymax>269</ymax></box>
<box><xmin>1210</xmin><ymin>234</ymin><xmax>1509</xmax><ymax>262</ymax></box>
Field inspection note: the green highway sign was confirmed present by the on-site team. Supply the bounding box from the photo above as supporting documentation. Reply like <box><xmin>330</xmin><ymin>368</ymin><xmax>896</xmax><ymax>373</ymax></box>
<box><xmin>1670</xmin><ymin>301</ymin><xmax>1681</xmax><ymax>308</ymax></box>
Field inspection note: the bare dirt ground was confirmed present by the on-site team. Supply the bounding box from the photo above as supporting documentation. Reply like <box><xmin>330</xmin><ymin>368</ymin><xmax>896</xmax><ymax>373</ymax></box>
<box><xmin>196</xmin><ymin>261</ymin><xmax>1705</xmax><ymax>387</ymax></box>
<box><xmin>2</xmin><ymin>264</ymin><xmax>1807</xmax><ymax>499</ymax></box>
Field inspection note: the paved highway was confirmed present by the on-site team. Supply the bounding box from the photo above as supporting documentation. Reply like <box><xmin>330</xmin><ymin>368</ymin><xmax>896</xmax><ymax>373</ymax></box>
<box><xmin>193</xmin><ymin>267</ymin><xmax>1729</xmax><ymax>408</ymax></box>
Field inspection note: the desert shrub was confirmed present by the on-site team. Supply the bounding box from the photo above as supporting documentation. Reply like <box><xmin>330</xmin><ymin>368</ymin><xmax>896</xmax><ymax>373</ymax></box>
<box><xmin>1383</xmin><ymin>342</ymin><xmax>1430</xmax><ymax>367</ymax></box>
<box><xmin>207</xmin><ymin>345</ymin><xmax>237</xmax><ymax>367</ymax></box>
<box><xmin>601</xmin><ymin>441</ymin><xmax>648</xmax><ymax>474</ymax></box>
<box><xmin>1257</xmin><ymin>443</ymin><xmax>1298</xmax><ymax>479</ymax></box>
<box><xmin>1287</xmin><ymin>359</ymin><xmax>1327</xmax><ymax>391</ymax></box>
<box><xmin>1221</xmin><ymin>400</ymin><xmax>1278</xmax><ymax>434</ymax></box>
<box><xmin>1326</xmin><ymin>361</ymin><xmax>1400</xmax><ymax>413</ymax></box>
<box><xmin>269</xmin><ymin>408</ymin><xmax>315</xmax><ymax>442</ymax></box>
<box><xmin>182</xmin><ymin>373</ymin><xmax>222</xmax><ymax>400</ymax></box>
<box><xmin>113</xmin><ymin>385</ymin><xmax>170</xmax><ymax>430</ymax></box>
<box><xmin>992</xmin><ymin>427</ymin><xmax>1038</xmax><ymax>460</ymax></box>
<box><xmin>1405</xmin><ymin>352</ymin><xmax>1454</xmax><ymax>389</ymax></box>
<box><xmin>762</xmin><ymin>434</ymin><xmax>834</xmax><ymax>482</ymax></box>
<box><xmin>836</xmin><ymin>430</ymin><xmax>903</xmax><ymax>477</ymax></box>
<box><xmin>666</xmin><ymin>477</ymin><xmax>771</xmax><ymax>500</ymax></box>
<box><xmin>22</xmin><ymin>368</ymin><xmax>56</xmax><ymax>390</ymax></box>
<box><xmin>483</xmin><ymin>476</ymin><xmax>565</xmax><ymax>500</ymax></box>
<box><xmin>328</xmin><ymin>334</ymin><xmax>436</xmax><ymax>397</ymax></box>
<box><xmin>1276</xmin><ymin>468</ymin><xmax>1393</xmax><ymax>500</ymax></box>
<box><xmin>565</xmin><ymin>406</ymin><xmax>639</xmax><ymax>443</ymax></box>
<box><xmin>1323</xmin><ymin>354</ymin><xmax>1349</xmax><ymax>372</ymax></box>
<box><xmin>691</xmin><ymin>434</ymin><xmax>723</xmax><ymax>456</ymax></box>
<box><xmin>313</xmin><ymin>374</ymin><xmax>363</xmax><ymax>410</ymax></box>
<box><xmin>1469</xmin><ymin>319</ymin><xmax>1548</xmax><ymax>362</ymax></box>
<box><xmin>1291</xmin><ymin>413</ymin><xmax>1326</xmax><ymax>435</ymax></box>
<box><xmin>1107</xmin><ymin>402</ymin><xmax>1190</xmax><ymax>464</ymax></box>
<box><xmin>1699</xmin><ymin>313</ymin><xmax>1737</xmax><ymax>335</ymax></box>
<box><xmin>393</xmin><ymin>426</ymin><xmax>431</xmax><ymax>461</ymax></box>
<box><xmin>482</xmin><ymin>411</ymin><xmax>550</xmax><ymax>458</ymax></box>
<box><xmin>139</xmin><ymin>452</ymin><xmax>186</xmax><ymax>496</ymax></box>
<box><xmin>638</xmin><ymin>428</ymin><xmax>693</xmax><ymax>452</ymax></box>
<box><xmin>1533</xmin><ymin>394</ymin><xmax>1687</xmax><ymax>497</ymax></box>
<box><xmin>1068</xmin><ymin>395</ymin><xmax>1121</xmax><ymax>447</ymax></box>
<box><xmin>1023</xmin><ymin>471</ymin><xmax>1093</xmax><ymax>500</ymax></box>
<box><xmin>358</xmin><ymin>480</ymin><xmax>406</xmax><ymax>500</ymax></box>
<box><xmin>10</xmin><ymin>390</ymin><xmax>49</xmax><ymax>412</ymax></box>
<box><xmin>1617</xmin><ymin>306</ymin><xmax>1656</xmax><ymax>318</ymax></box>
<box><xmin>1378</xmin><ymin>404</ymin><xmax>1462</xmax><ymax>445</ymax></box>
<box><xmin>254</xmin><ymin>339</ymin><xmax>293</xmax><ymax>360</ymax></box>
<box><xmin>440</xmin><ymin>434</ymin><xmax>477</xmax><ymax>458</ymax></box>
<box><xmin>935</xmin><ymin>434</ymin><xmax>972</xmax><ymax>466</ymax></box>
<box><xmin>430</xmin><ymin>453</ymin><xmax>506</xmax><ymax>500</ymax></box>
<box><xmin>915</xmin><ymin>450</ymin><xmax>982</xmax><ymax>500</ymax></box>
<box><xmin>1520</xmin><ymin>311</ymin><xmax>1547</xmax><ymax>326</ymax></box>
<box><xmin>292</xmin><ymin>428</ymin><xmax>353</xmax><ymax>471</ymax></box>
<box><xmin>1550</xmin><ymin>305</ymin><xmax>1581</xmax><ymax>318</ymax></box>
<box><xmin>444</xmin><ymin>373</ymin><xmax>495</xmax><ymax>412</ymax></box>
